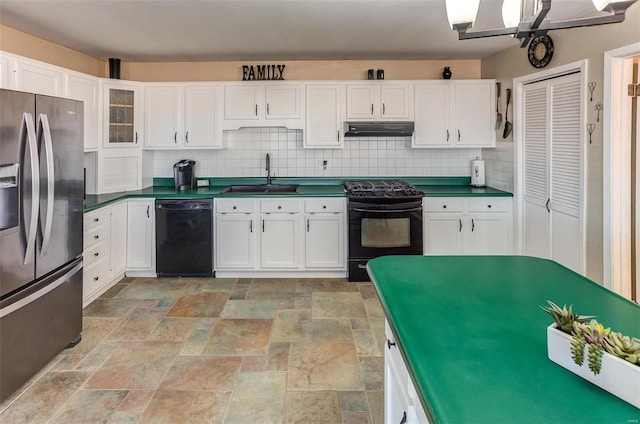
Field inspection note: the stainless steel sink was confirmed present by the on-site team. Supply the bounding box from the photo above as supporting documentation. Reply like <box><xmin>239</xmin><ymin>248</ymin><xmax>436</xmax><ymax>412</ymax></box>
<box><xmin>220</xmin><ymin>184</ymin><xmax>299</xmax><ymax>193</ymax></box>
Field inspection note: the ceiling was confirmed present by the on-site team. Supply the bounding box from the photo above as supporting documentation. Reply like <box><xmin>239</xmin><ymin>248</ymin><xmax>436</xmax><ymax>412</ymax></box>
<box><xmin>0</xmin><ymin>0</ymin><xmax>598</xmax><ymax>62</ymax></box>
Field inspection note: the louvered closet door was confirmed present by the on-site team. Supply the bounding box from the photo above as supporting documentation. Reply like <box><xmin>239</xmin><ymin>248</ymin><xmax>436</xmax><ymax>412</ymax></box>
<box><xmin>549</xmin><ymin>74</ymin><xmax>583</xmax><ymax>272</ymax></box>
<box><xmin>522</xmin><ymin>72</ymin><xmax>583</xmax><ymax>274</ymax></box>
<box><xmin>523</xmin><ymin>80</ymin><xmax>550</xmax><ymax>259</ymax></box>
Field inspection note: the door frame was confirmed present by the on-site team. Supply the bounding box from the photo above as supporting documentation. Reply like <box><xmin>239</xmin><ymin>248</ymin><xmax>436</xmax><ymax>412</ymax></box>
<box><xmin>513</xmin><ymin>60</ymin><xmax>588</xmax><ymax>274</ymax></box>
<box><xmin>603</xmin><ymin>42</ymin><xmax>640</xmax><ymax>299</ymax></box>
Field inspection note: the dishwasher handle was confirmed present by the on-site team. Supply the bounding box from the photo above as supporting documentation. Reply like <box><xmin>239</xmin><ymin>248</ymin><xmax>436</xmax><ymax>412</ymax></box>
<box><xmin>156</xmin><ymin>200</ymin><xmax>212</xmax><ymax>211</ymax></box>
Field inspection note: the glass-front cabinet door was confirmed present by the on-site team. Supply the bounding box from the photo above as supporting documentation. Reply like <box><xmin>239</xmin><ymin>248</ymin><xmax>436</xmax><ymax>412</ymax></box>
<box><xmin>102</xmin><ymin>81</ymin><xmax>141</xmax><ymax>147</ymax></box>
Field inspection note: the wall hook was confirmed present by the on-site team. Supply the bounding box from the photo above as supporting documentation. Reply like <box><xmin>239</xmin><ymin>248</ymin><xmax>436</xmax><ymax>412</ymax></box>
<box><xmin>595</xmin><ymin>102</ymin><xmax>603</xmax><ymax>122</ymax></box>
<box><xmin>587</xmin><ymin>123</ymin><xmax>596</xmax><ymax>144</ymax></box>
<box><xmin>587</xmin><ymin>81</ymin><xmax>596</xmax><ymax>102</ymax></box>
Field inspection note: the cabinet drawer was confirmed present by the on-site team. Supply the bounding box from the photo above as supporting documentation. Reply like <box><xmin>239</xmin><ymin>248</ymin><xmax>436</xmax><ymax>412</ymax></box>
<box><xmin>84</xmin><ymin>239</ymin><xmax>109</xmax><ymax>267</ymax></box>
<box><xmin>385</xmin><ymin>320</ymin><xmax>410</xmax><ymax>392</ymax></box>
<box><xmin>423</xmin><ymin>197</ymin><xmax>464</xmax><ymax>213</ymax></box>
<box><xmin>467</xmin><ymin>197</ymin><xmax>510</xmax><ymax>213</ymax></box>
<box><xmin>304</xmin><ymin>198</ymin><xmax>345</xmax><ymax>213</ymax></box>
<box><xmin>84</xmin><ymin>207</ymin><xmax>110</xmax><ymax>231</ymax></box>
<box><xmin>215</xmin><ymin>199</ymin><xmax>256</xmax><ymax>214</ymax></box>
<box><xmin>83</xmin><ymin>256</ymin><xmax>110</xmax><ymax>299</ymax></box>
<box><xmin>261</xmin><ymin>199</ymin><xmax>300</xmax><ymax>213</ymax></box>
<box><xmin>84</xmin><ymin>223</ymin><xmax>109</xmax><ymax>249</ymax></box>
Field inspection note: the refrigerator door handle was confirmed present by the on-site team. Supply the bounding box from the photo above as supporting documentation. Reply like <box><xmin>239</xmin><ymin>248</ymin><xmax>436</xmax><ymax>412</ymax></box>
<box><xmin>0</xmin><ymin>259</ymin><xmax>82</xmax><ymax>318</ymax></box>
<box><xmin>21</xmin><ymin>113</ymin><xmax>40</xmax><ymax>265</ymax></box>
<box><xmin>37</xmin><ymin>113</ymin><xmax>55</xmax><ymax>257</ymax></box>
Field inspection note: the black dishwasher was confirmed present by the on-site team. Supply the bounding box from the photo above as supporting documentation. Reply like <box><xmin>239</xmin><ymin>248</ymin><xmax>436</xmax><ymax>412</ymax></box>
<box><xmin>155</xmin><ymin>199</ymin><xmax>213</xmax><ymax>277</ymax></box>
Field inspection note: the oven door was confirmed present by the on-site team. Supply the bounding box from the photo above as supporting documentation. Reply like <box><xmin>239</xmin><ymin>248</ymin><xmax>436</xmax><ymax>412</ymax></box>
<box><xmin>348</xmin><ymin>200</ymin><xmax>423</xmax><ymax>280</ymax></box>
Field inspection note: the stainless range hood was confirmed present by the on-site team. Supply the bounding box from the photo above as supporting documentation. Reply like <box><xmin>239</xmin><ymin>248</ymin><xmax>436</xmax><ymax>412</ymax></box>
<box><xmin>344</xmin><ymin>121</ymin><xmax>414</xmax><ymax>137</ymax></box>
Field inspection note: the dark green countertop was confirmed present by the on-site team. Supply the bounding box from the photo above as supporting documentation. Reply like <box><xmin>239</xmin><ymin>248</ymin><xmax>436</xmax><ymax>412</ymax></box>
<box><xmin>84</xmin><ymin>176</ymin><xmax>512</xmax><ymax>212</ymax></box>
<box><xmin>367</xmin><ymin>255</ymin><xmax>640</xmax><ymax>424</ymax></box>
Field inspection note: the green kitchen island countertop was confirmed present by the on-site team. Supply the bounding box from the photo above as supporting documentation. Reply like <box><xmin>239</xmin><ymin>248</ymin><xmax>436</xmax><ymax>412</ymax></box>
<box><xmin>367</xmin><ymin>255</ymin><xmax>640</xmax><ymax>424</ymax></box>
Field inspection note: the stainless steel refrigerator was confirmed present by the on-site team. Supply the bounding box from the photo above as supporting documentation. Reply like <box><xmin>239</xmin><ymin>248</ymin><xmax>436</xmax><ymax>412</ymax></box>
<box><xmin>0</xmin><ymin>89</ymin><xmax>84</xmax><ymax>402</ymax></box>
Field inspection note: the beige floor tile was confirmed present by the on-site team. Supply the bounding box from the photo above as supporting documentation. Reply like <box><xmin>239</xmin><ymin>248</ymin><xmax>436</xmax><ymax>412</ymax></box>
<box><xmin>0</xmin><ymin>371</ymin><xmax>89</xmax><ymax>423</ymax></box>
<box><xmin>115</xmin><ymin>278</ymin><xmax>176</xmax><ymax>299</ymax></box>
<box><xmin>107</xmin><ymin>307</ymin><xmax>168</xmax><ymax>341</ymax></box>
<box><xmin>167</xmin><ymin>291</ymin><xmax>228</xmax><ymax>317</ymax></box>
<box><xmin>342</xmin><ymin>411</ymin><xmax>372</xmax><ymax>424</ymax></box>
<box><xmin>363</xmin><ymin>298</ymin><xmax>385</xmax><ymax>319</ymax></box>
<box><xmin>366</xmin><ymin>391</ymin><xmax>384</xmax><ymax>424</ymax></box>
<box><xmin>271</xmin><ymin>309</ymin><xmax>312</xmax><ymax>342</ymax></box>
<box><xmin>289</xmin><ymin>340</ymin><xmax>363</xmax><ymax>390</ymax></box>
<box><xmin>49</xmin><ymin>389</ymin><xmax>127</xmax><ymax>423</ymax></box>
<box><xmin>139</xmin><ymin>390</ymin><xmax>230</xmax><ymax>424</ymax></box>
<box><xmin>246</xmin><ymin>279</ymin><xmax>297</xmax><ymax>300</ymax></box>
<box><xmin>265</xmin><ymin>342</ymin><xmax>290</xmax><ymax>371</ymax></box>
<box><xmin>71</xmin><ymin>316</ymin><xmax>123</xmax><ymax>355</ymax></box>
<box><xmin>107</xmin><ymin>411</ymin><xmax>141</xmax><ymax>424</ymax></box>
<box><xmin>284</xmin><ymin>390</ymin><xmax>341</xmax><ymax>423</ymax></box>
<box><xmin>312</xmin><ymin>292</ymin><xmax>368</xmax><ymax>319</ymax></box>
<box><xmin>224</xmin><ymin>372</ymin><xmax>286</xmax><ymax>424</ymax></box>
<box><xmin>85</xmin><ymin>341</ymin><xmax>181</xmax><ymax>390</ymax></box>
<box><xmin>160</xmin><ymin>356</ymin><xmax>242</xmax><ymax>391</ymax></box>
<box><xmin>359</xmin><ymin>357</ymin><xmax>384</xmax><ymax>391</ymax></box>
<box><xmin>83</xmin><ymin>299</ymin><xmax>141</xmax><ymax>317</ymax></box>
<box><xmin>148</xmin><ymin>317</ymin><xmax>197</xmax><ymax>342</ymax></box>
<box><xmin>204</xmin><ymin>319</ymin><xmax>272</xmax><ymax>356</ymax></box>
<box><xmin>296</xmin><ymin>278</ymin><xmax>359</xmax><ymax>292</ymax></box>
<box><xmin>220</xmin><ymin>299</ymin><xmax>278</xmax><ymax>318</ymax></box>
<box><xmin>117</xmin><ymin>390</ymin><xmax>155</xmax><ymax>412</ymax></box>
<box><xmin>353</xmin><ymin>329</ymin><xmax>383</xmax><ymax>356</ymax></box>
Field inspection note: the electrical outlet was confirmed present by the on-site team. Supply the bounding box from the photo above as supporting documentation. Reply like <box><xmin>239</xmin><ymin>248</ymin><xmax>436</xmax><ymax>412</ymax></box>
<box><xmin>319</xmin><ymin>160</ymin><xmax>329</xmax><ymax>171</ymax></box>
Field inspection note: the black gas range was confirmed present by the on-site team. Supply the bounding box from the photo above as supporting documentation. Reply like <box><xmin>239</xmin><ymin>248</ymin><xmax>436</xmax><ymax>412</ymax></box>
<box><xmin>344</xmin><ymin>180</ymin><xmax>424</xmax><ymax>202</ymax></box>
<box><xmin>344</xmin><ymin>180</ymin><xmax>424</xmax><ymax>281</ymax></box>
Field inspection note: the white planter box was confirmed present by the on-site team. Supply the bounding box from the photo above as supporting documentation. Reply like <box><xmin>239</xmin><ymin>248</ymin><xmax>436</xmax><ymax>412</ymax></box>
<box><xmin>547</xmin><ymin>324</ymin><xmax>640</xmax><ymax>408</ymax></box>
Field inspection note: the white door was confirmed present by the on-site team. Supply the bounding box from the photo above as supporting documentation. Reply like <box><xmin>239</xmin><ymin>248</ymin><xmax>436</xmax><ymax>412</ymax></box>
<box><xmin>144</xmin><ymin>86</ymin><xmax>181</xmax><ymax>147</ymax></box>
<box><xmin>215</xmin><ymin>214</ymin><xmax>256</xmax><ymax>269</ymax></box>
<box><xmin>185</xmin><ymin>85</ymin><xmax>219</xmax><ymax>147</ymax></box>
<box><xmin>413</xmin><ymin>83</ymin><xmax>450</xmax><ymax>147</ymax></box>
<box><xmin>346</xmin><ymin>83</ymin><xmax>376</xmax><ymax>119</ymax></box>
<box><xmin>126</xmin><ymin>200</ymin><xmax>155</xmax><ymax>270</ymax></box>
<box><xmin>265</xmin><ymin>84</ymin><xmax>301</xmax><ymax>119</ymax></box>
<box><xmin>66</xmin><ymin>73</ymin><xmax>100</xmax><ymax>151</ymax></box>
<box><xmin>380</xmin><ymin>84</ymin><xmax>411</xmax><ymax>119</ymax></box>
<box><xmin>548</xmin><ymin>76</ymin><xmax>583</xmax><ymax>273</ymax></box>
<box><xmin>523</xmin><ymin>81</ymin><xmax>551</xmax><ymax>259</ymax></box>
<box><xmin>304</xmin><ymin>84</ymin><xmax>342</xmax><ymax>148</ymax></box>
<box><xmin>260</xmin><ymin>214</ymin><xmax>300</xmax><ymax>268</ymax></box>
<box><xmin>452</xmin><ymin>82</ymin><xmax>494</xmax><ymax>146</ymax></box>
<box><xmin>110</xmin><ymin>201</ymin><xmax>127</xmax><ymax>278</ymax></box>
<box><xmin>423</xmin><ymin>213</ymin><xmax>464</xmax><ymax>255</ymax></box>
<box><xmin>305</xmin><ymin>214</ymin><xmax>345</xmax><ymax>268</ymax></box>
<box><xmin>224</xmin><ymin>85</ymin><xmax>261</xmax><ymax>120</ymax></box>
<box><xmin>102</xmin><ymin>82</ymin><xmax>141</xmax><ymax>147</ymax></box>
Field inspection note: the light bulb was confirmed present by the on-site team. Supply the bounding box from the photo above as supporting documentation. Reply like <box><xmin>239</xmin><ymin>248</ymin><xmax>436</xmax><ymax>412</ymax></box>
<box><xmin>502</xmin><ymin>0</ymin><xmax>521</xmax><ymax>28</ymax></box>
<box><xmin>445</xmin><ymin>0</ymin><xmax>480</xmax><ymax>29</ymax></box>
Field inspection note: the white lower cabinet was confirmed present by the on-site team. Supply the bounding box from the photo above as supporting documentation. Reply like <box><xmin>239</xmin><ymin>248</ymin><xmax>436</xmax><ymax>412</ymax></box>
<box><xmin>385</xmin><ymin>320</ymin><xmax>429</xmax><ymax>424</ymax></box>
<box><xmin>126</xmin><ymin>199</ymin><xmax>155</xmax><ymax>274</ymax></box>
<box><xmin>215</xmin><ymin>197</ymin><xmax>346</xmax><ymax>274</ymax></box>
<box><xmin>82</xmin><ymin>201</ymin><xmax>127</xmax><ymax>307</ymax></box>
<box><xmin>423</xmin><ymin>197</ymin><xmax>512</xmax><ymax>255</ymax></box>
<box><xmin>304</xmin><ymin>199</ymin><xmax>345</xmax><ymax>269</ymax></box>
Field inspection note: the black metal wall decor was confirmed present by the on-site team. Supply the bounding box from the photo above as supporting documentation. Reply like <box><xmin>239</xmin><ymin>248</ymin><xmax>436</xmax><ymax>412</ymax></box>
<box><xmin>242</xmin><ymin>64</ymin><xmax>286</xmax><ymax>81</ymax></box>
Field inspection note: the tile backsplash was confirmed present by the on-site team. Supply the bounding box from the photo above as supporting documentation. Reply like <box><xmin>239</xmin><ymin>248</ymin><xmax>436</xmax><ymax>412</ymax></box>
<box><xmin>152</xmin><ymin>127</ymin><xmax>483</xmax><ymax>178</ymax></box>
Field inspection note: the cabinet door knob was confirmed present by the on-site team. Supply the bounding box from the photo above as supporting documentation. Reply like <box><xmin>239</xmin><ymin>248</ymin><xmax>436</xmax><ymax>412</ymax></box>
<box><xmin>442</xmin><ymin>205</ymin><xmax>447</xmax><ymax>209</ymax></box>
<box><xmin>94</xmin><ymin>252</ymin><xmax>99</xmax><ymax>257</ymax></box>
<box><xmin>94</xmin><ymin>235</ymin><xmax>99</xmax><ymax>239</ymax></box>
<box><xmin>93</xmin><ymin>276</ymin><xmax>99</xmax><ymax>281</ymax></box>
<box><xmin>323</xmin><ymin>205</ymin><xmax>327</xmax><ymax>209</ymax></box>
<box><xmin>277</xmin><ymin>205</ymin><xmax>282</xmax><ymax>210</ymax></box>
<box><xmin>93</xmin><ymin>217</ymin><xmax>99</xmax><ymax>222</ymax></box>
<box><xmin>488</xmin><ymin>204</ymin><xmax>492</xmax><ymax>208</ymax></box>
<box><xmin>233</xmin><ymin>206</ymin><xmax>237</xmax><ymax>210</ymax></box>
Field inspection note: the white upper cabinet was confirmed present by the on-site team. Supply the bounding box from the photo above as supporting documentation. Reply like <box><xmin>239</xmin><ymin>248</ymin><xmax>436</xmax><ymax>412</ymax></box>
<box><xmin>222</xmin><ymin>82</ymin><xmax>303</xmax><ymax>129</ymax></box>
<box><xmin>144</xmin><ymin>84</ymin><xmax>223</xmax><ymax>149</ymax></box>
<box><xmin>65</xmin><ymin>73</ymin><xmax>100</xmax><ymax>151</ymax></box>
<box><xmin>14</xmin><ymin>58</ymin><xmax>63</xmax><ymax>97</ymax></box>
<box><xmin>413</xmin><ymin>80</ymin><xmax>495</xmax><ymax>148</ymax></box>
<box><xmin>0</xmin><ymin>52</ymin><xmax>13</xmax><ymax>89</ymax></box>
<box><xmin>102</xmin><ymin>80</ymin><xmax>142</xmax><ymax>148</ymax></box>
<box><xmin>346</xmin><ymin>82</ymin><xmax>411</xmax><ymax>120</ymax></box>
<box><xmin>304</xmin><ymin>83</ymin><xmax>343</xmax><ymax>149</ymax></box>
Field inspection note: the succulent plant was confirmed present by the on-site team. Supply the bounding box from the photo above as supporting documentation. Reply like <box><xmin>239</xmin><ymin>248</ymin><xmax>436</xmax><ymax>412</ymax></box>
<box><xmin>603</xmin><ymin>332</ymin><xmax>640</xmax><ymax>366</ymax></box>
<box><xmin>572</xmin><ymin>320</ymin><xmax>610</xmax><ymax>374</ymax></box>
<box><xmin>541</xmin><ymin>300</ymin><xmax>595</xmax><ymax>334</ymax></box>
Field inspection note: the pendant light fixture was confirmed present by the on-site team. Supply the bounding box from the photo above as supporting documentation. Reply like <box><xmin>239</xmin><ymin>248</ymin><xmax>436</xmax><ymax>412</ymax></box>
<box><xmin>446</xmin><ymin>0</ymin><xmax>638</xmax><ymax>47</ymax></box>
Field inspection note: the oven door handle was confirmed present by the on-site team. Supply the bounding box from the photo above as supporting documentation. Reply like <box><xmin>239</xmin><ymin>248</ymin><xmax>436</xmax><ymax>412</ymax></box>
<box><xmin>350</xmin><ymin>207</ymin><xmax>422</xmax><ymax>214</ymax></box>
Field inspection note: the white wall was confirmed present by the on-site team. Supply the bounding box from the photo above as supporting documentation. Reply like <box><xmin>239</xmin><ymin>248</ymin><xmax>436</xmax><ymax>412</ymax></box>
<box><xmin>152</xmin><ymin>128</ymin><xmax>481</xmax><ymax>178</ymax></box>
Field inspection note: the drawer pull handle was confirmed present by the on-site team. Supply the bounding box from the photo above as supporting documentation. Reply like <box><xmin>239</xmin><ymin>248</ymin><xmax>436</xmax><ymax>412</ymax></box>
<box><xmin>459</xmin><ymin>218</ymin><xmax>462</xmax><ymax>232</ymax></box>
<box><xmin>94</xmin><ymin>252</ymin><xmax>99</xmax><ymax>257</ymax></box>
<box><xmin>387</xmin><ymin>339</ymin><xmax>396</xmax><ymax>349</ymax></box>
<box><xmin>93</xmin><ymin>218</ymin><xmax>99</xmax><ymax>222</ymax></box>
<box><xmin>93</xmin><ymin>276</ymin><xmax>99</xmax><ymax>281</ymax></box>
<box><xmin>94</xmin><ymin>235</ymin><xmax>99</xmax><ymax>239</ymax></box>
<box><xmin>400</xmin><ymin>411</ymin><xmax>407</xmax><ymax>424</ymax></box>
<box><xmin>472</xmin><ymin>218</ymin><xmax>475</xmax><ymax>232</ymax></box>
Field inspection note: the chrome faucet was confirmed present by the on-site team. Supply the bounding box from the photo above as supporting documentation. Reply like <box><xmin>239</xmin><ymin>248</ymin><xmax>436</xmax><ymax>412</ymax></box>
<box><xmin>265</xmin><ymin>153</ymin><xmax>274</xmax><ymax>185</ymax></box>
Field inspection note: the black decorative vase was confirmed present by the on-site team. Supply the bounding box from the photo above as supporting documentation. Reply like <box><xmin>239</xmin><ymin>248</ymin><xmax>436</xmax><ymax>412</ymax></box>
<box><xmin>442</xmin><ymin>67</ymin><xmax>452</xmax><ymax>80</ymax></box>
<box><xmin>109</xmin><ymin>58</ymin><xmax>121</xmax><ymax>79</ymax></box>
